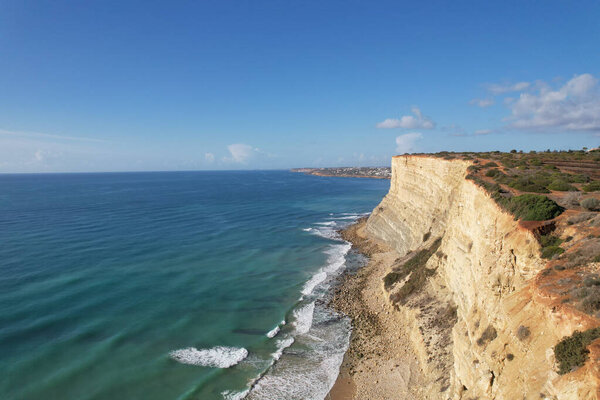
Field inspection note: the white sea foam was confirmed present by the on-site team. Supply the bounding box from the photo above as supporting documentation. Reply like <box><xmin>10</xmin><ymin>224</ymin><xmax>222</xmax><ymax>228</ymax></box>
<box><xmin>266</xmin><ymin>325</ymin><xmax>279</xmax><ymax>338</ymax></box>
<box><xmin>169</xmin><ymin>346</ymin><xmax>248</xmax><ymax>368</ymax></box>
<box><xmin>324</xmin><ymin>243</ymin><xmax>351</xmax><ymax>273</ymax></box>
<box><xmin>222</xmin><ymin>389</ymin><xmax>250</xmax><ymax>400</ymax></box>
<box><xmin>266</xmin><ymin>320</ymin><xmax>285</xmax><ymax>338</ymax></box>
<box><xmin>272</xmin><ymin>337</ymin><xmax>295</xmax><ymax>360</ymax></box>
<box><xmin>245</xmin><ymin>308</ymin><xmax>351</xmax><ymax>400</ymax></box>
<box><xmin>293</xmin><ymin>302</ymin><xmax>315</xmax><ymax>334</ymax></box>
<box><xmin>301</xmin><ymin>242</ymin><xmax>351</xmax><ymax>297</ymax></box>
<box><xmin>307</xmin><ymin>226</ymin><xmax>340</xmax><ymax>240</ymax></box>
<box><xmin>301</xmin><ymin>270</ymin><xmax>327</xmax><ymax>296</ymax></box>
<box><xmin>315</xmin><ymin>220</ymin><xmax>336</xmax><ymax>226</ymax></box>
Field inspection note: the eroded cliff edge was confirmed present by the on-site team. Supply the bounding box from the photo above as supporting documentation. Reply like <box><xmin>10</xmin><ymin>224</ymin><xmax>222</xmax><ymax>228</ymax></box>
<box><xmin>364</xmin><ymin>155</ymin><xmax>599</xmax><ymax>399</ymax></box>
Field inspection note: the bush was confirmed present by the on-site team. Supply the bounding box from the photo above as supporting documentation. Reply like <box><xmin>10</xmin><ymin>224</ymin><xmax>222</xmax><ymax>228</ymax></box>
<box><xmin>581</xmin><ymin>198</ymin><xmax>600</xmax><ymax>211</ymax></box>
<box><xmin>485</xmin><ymin>168</ymin><xmax>502</xmax><ymax>177</ymax></box>
<box><xmin>542</xmin><ymin>246</ymin><xmax>565</xmax><ymax>259</ymax></box>
<box><xmin>504</xmin><ymin>176</ymin><xmax>550</xmax><ymax>193</ymax></box>
<box><xmin>583</xmin><ymin>181</ymin><xmax>600</xmax><ymax>192</ymax></box>
<box><xmin>501</xmin><ymin>194</ymin><xmax>564</xmax><ymax>221</ymax></box>
<box><xmin>482</xmin><ymin>162</ymin><xmax>498</xmax><ymax>168</ymax></box>
<box><xmin>559</xmin><ymin>192</ymin><xmax>581</xmax><ymax>208</ymax></box>
<box><xmin>386</xmin><ymin>238</ymin><xmax>442</xmax><ymax>304</ymax></box>
<box><xmin>517</xmin><ymin>325</ymin><xmax>531</xmax><ymax>340</ymax></box>
<box><xmin>539</xmin><ymin>234</ymin><xmax>563</xmax><ymax>248</ymax></box>
<box><xmin>548</xmin><ymin>179</ymin><xmax>577</xmax><ymax>192</ymax></box>
<box><xmin>476</xmin><ymin>325</ymin><xmax>498</xmax><ymax>346</ymax></box>
<box><xmin>567</xmin><ymin>212</ymin><xmax>595</xmax><ymax>224</ymax></box>
<box><xmin>581</xmin><ymin>290</ymin><xmax>600</xmax><ymax>314</ymax></box>
<box><xmin>555</xmin><ymin>328</ymin><xmax>600</xmax><ymax>374</ymax></box>
<box><xmin>569</xmin><ymin>174</ymin><xmax>590</xmax><ymax>184</ymax></box>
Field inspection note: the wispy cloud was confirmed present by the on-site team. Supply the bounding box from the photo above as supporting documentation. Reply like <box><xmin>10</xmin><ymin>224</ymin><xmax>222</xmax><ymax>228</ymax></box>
<box><xmin>377</xmin><ymin>107</ymin><xmax>435</xmax><ymax>129</ymax></box>
<box><xmin>504</xmin><ymin>73</ymin><xmax>600</xmax><ymax>132</ymax></box>
<box><xmin>0</xmin><ymin>128</ymin><xmax>107</xmax><ymax>143</ymax></box>
<box><xmin>485</xmin><ymin>81</ymin><xmax>530</xmax><ymax>95</ymax></box>
<box><xmin>395</xmin><ymin>132</ymin><xmax>422</xmax><ymax>153</ymax></box>
<box><xmin>449</xmin><ymin>128</ymin><xmax>494</xmax><ymax>137</ymax></box>
<box><xmin>469</xmin><ymin>98</ymin><xmax>495</xmax><ymax>108</ymax></box>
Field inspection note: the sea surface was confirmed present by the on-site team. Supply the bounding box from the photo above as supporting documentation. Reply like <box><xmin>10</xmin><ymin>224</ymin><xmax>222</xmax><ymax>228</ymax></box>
<box><xmin>0</xmin><ymin>170</ymin><xmax>389</xmax><ymax>400</ymax></box>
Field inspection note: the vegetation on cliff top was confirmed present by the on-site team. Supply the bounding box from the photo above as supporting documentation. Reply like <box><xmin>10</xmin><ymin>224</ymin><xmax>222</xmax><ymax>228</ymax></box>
<box><xmin>465</xmin><ymin>173</ymin><xmax>564</xmax><ymax>221</ymax></box>
<box><xmin>432</xmin><ymin>148</ymin><xmax>600</xmax><ymax>194</ymax></box>
<box><xmin>554</xmin><ymin>327</ymin><xmax>600</xmax><ymax>374</ymax></box>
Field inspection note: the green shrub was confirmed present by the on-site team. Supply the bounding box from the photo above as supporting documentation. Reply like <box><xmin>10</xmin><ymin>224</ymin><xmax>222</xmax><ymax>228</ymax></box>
<box><xmin>548</xmin><ymin>179</ymin><xmax>577</xmax><ymax>192</ymax></box>
<box><xmin>541</xmin><ymin>246</ymin><xmax>565</xmax><ymax>259</ymax></box>
<box><xmin>482</xmin><ymin>162</ymin><xmax>498</xmax><ymax>168</ymax></box>
<box><xmin>569</xmin><ymin>174</ymin><xmax>590</xmax><ymax>184</ymax></box>
<box><xmin>501</xmin><ymin>194</ymin><xmax>564</xmax><ymax>221</ymax></box>
<box><xmin>581</xmin><ymin>198</ymin><xmax>600</xmax><ymax>211</ymax></box>
<box><xmin>539</xmin><ymin>234</ymin><xmax>563</xmax><ymax>248</ymax></box>
<box><xmin>554</xmin><ymin>327</ymin><xmax>600</xmax><ymax>374</ymax></box>
<box><xmin>386</xmin><ymin>238</ymin><xmax>442</xmax><ymax>304</ymax></box>
<box><xmin>584</xmin><ymin>181</ymin><xmax>600</xmax><ymax>192</ymax></box>
<box><xmin>485</xmin><ymin>168</ymin><xmax>502</xmax><ymax>177</ymax></box>
<box><xmin>505</xmin><ymin>176</ymin><xmax>550</xmax><ymax>193</ymax></box>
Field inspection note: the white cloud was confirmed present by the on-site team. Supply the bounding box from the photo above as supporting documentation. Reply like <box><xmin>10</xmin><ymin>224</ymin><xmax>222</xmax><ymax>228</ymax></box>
<box><xmin>469</xmin><ymin>98</ymin><xmax>495</xmax><ymax>108</ymax></box>
<box><xmin>505</xmin><ymin>73</ymin><xmax>600</xmax><ymax>132</ymax></box>
<box><xmin>395</xmin><ymin>132</ymin><xmax>422</xmax><ymax>153</ymax></box>
<box><xmin>474</xmin><ymin>129</ymin><xmax>492</xmax><ymax>135</ymax></box>
<box><xmin>377</xmin><ymin>107</ymin><xmax>435</xmax><ymax>129</ymax></box>
<box><xmin>225</xmin><ymin>143</ymin><xmax>257</xmax><ymax>163</ymax></box>
<box><xmin>485</xmin><ymin>81</ymin><xmax>530</xmax><ymax>95</ymax></box>
<box><xmin>204</xmin><ymin>152</ymin><xmax>215</xmax><ymax>163</ymax></box>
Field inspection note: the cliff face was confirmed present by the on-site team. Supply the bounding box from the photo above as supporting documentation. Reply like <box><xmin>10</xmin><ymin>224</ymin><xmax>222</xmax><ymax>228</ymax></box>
<box><xmin>366</xmin><ymin>156</ymin><xmax>597</xmax><ymax>399</ymax></box>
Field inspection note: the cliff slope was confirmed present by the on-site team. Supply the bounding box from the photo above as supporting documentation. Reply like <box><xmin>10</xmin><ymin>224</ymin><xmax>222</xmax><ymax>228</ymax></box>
<box><xmin>365</xmin><ymin>155</ymin><xmax>599</xmax><ymax>399</ymax></box>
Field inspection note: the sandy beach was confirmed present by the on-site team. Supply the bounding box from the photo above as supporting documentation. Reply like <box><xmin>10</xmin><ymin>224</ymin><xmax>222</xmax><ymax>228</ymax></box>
<box><xmin>327</xmin><ymin>219</ymin><xmax>430</xmax><ymax>400</ymax></box>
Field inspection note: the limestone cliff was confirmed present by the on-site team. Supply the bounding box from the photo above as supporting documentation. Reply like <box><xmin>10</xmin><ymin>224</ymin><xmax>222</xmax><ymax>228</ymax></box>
<box><xmin>365</xmin><ymin>155</ymin><xmax>599</xmax><ymax>399</ymax></box>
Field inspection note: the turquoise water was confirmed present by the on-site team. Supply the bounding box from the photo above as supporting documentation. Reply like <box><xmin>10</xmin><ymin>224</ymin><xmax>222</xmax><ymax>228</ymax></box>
<box><xmin>0</xmin><ymin>171</ymin><xmax>388</xmax><ymax>400</ymax></box>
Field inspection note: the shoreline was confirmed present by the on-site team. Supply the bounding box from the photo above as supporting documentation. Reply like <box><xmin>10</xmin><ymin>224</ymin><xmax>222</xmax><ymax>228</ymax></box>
<box><xmin>303</xmin><ymin>172</ymin><xmax>390</xmax><ymax>180</ymax></box>
<box><xmin>290</xmin><ymin>168</ymin><xmax>391</xmax><ymax>180</ymax></box>
<box><xmin>326</xmin><ymin>218</ymin><xmax>428</xmax><ymax>400</ymax></box>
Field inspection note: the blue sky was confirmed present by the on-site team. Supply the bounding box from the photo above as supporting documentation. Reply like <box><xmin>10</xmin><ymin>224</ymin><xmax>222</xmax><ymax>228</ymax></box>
<box><xmin>1</xmin><ymin>0</ymin><xmax>599</xmax><ymax>172</ymax></box>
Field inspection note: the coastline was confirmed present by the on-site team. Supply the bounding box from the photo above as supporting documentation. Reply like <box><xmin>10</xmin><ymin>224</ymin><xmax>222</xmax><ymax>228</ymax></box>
<box><xmin>304</xmin><ymin>172</ymin><xmax>390</xmax><ymax>180</ymax></box>
<box><xmin>290</xmin><ymin>168</ymin><xmax>391</xmax><ymax>180</ymax></box>
<box><xmin>326</xmin><ymin>218</ymin><xmax>428</xmax><ymax>400</ymax></box>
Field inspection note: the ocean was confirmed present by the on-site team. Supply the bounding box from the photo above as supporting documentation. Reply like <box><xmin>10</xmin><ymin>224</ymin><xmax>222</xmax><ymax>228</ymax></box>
<box><xmin>0</xmin><ymin>170</ymin><xmax>389</xmax><ymax>400</ymax></box>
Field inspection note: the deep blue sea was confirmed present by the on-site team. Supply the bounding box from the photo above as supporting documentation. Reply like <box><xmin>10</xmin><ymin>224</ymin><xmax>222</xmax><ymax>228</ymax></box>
<box><xmin>0</xmin><ymin>170</ymin><xmax>389</xmax><ymax>400</ymax></box>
